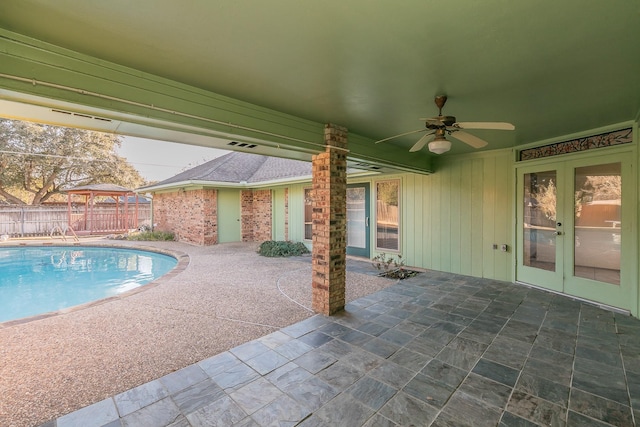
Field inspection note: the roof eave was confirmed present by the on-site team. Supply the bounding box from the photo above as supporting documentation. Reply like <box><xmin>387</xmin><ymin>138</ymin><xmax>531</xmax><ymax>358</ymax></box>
<box><xmin>136</xmin><ymin>180</ymin><xmax>243</xmax><ymax>193</ymax></box>
<box><xmin>137</xmin><ymin>169</ymin><xmax>381</xmax><ymax>193</ymax></box>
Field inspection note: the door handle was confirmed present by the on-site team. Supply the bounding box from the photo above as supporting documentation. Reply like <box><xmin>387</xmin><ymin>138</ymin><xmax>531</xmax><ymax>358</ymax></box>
<box><xmin>365</xmin><ymin>217</ymin><xmax>369</xmax><ymax>227</ymax></box>
<box><xmin>554</xmin><ymin>231</ymin><xmax>562</xmax><ymax>236</ymax></box>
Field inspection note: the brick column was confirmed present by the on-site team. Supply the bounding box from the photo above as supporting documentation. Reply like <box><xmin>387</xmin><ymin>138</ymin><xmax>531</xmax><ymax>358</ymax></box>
<box><xmin>311</xmin><ymin>124</ymin><xmax>348</xmax><ymax>315</ymax></box>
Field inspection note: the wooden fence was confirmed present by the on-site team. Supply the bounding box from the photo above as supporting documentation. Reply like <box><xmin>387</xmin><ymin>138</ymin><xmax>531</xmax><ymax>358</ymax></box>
<box><xmin>0</xmin><ymin>204</ymin><xmax>151</xmax><ymax>237</ymax></box>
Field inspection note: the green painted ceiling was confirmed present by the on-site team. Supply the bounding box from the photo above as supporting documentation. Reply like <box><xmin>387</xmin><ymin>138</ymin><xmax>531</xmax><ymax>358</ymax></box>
<box><xmin>0</xmin><ymin>0</ymin><xmax>639</xmax><ymax>158</ymax></box>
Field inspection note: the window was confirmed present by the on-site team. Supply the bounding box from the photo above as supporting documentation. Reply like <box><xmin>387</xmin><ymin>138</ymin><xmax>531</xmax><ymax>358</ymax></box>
<box><xmin>304</xmin><ymin>188</ymin><xmax>313</xmax><ymax>240</ymax></box>
<box><xmin>376</xmin><ymin>180</ymin><xmax>400</xmax><ymax>250</ymax></box>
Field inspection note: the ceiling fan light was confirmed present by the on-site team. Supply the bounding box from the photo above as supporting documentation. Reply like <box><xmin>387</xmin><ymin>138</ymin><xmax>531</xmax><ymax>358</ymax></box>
<box><xmin>428</xmin><ymin>139</ymin><xmax>451</xmax><ymax>154</ymax></box>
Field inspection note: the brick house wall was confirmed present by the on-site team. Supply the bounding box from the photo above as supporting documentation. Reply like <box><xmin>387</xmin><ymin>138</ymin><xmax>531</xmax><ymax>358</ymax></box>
<box><xmin>154</xmin><ymin>187</ymin><xmax>281</xmax><ymax>246</ymax></box>
<box><xmin>241</xmin><ymin>189</ymin><xmax>272</xmax><ymax>242</ymax></box>
<box><xmin>153</xmin><ymin>189</ymin><xmax>217</xmax><ymax>245</ymax></box>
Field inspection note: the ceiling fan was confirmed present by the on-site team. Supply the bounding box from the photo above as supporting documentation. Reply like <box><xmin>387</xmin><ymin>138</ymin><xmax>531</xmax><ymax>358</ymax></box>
<box><xmin>375</xmin><ymin>95</ymin><xmax>515</xmax><ymax>154</ymax></box>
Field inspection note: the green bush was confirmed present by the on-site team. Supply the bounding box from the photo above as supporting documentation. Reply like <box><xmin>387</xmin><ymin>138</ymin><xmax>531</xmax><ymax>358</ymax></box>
<box><xmin>126</xmin><ymin>231</ymin><xmax>176</xmax><ymax>241</ymax></box>
<box><xmin>258</xmin><ymin>240</ymin><xmax>310</xmax><ymax>257</ymax></box>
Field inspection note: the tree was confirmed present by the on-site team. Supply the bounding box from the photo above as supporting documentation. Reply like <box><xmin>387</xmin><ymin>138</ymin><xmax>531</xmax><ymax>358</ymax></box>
<box><xmin>534</xmin><ymin>179</ymin><xmax>557</xmax><ymax>221</ymax></box>
<box><xmin>582</xmin><ymin>175</ymin><xmax>621</xmax><ymax>201</ymax></box>
<box><xmin>575</xmin><ymin>174</ymin><xmax>621</xmax><ymax>219</ymax></box>
<box><xmin>0</xmin><ymin>119</ymin><xmax>147</xmax><ymax>205</ymax></box>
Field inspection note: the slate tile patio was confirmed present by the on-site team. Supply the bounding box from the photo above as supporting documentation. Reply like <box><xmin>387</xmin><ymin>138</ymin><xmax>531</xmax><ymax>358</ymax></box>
<box><xmin>43</xmin><ymin>266</ymin><xmax>640</xmax><ymax>426</ymax></box>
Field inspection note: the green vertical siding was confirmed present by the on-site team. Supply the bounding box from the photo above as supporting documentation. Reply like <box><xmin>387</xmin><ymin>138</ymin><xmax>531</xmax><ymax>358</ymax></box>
<box><xmin>402</xmin><ymin>174</ymin><xmax>416</xmax><ymax>258</ymax></box>
<box><xmin>287</xmin><ymin>184</ymin><xmax>307</xmax><ymax>245</ymax></box>
<box><xmin>470</xmin><ymin>158</ymin><xmax>485</xmax><ymax>277</ymax></box>
<box><xmin>439</xmin><ymin>166</ymin><xmax>452</xmax><ymax>273</ymax></box>
<box><xmin>421</xmin><ymin>174</ymin><xmax>432</xmax><ymax>269</ymax></box>
<box><xmin>459</xmin><ymin>160</ymin><xmax>472</xmax><ymax>276</ymax></box>
<box><xmin>287</xmin><ymin>150</ymin><xmax>515</xmax><ymax>281</ymax></box>
<box><xmin>399</xmin><ymin>150</ymin><xmax>514</xmax><ymax>282</ymax></box>
<box><xmin>449</xmin><ymin>161</ymin><xmax>462</xmax><ymax>274</ymax></box>
<box><xmin>482</xmin><ymin>156</ymin><xmax>497</xmax><ymax>279</ymax></box>
<box><xmin>429</xmin><ymin>170</ymin><xmax>442</xmax><ymax>269</ymax></box>
<box><xmin>272</xmin><ymin>188</ymin><xmax>286</xmax><ymax>241</ymax></box>
<box><xmin>412</xmin><ymin>176</ymin><xmax>424</xmax><ymax>264</ymax></box>
<box><xmin>493</xmin><ymin>152</ymin><xmax>513</xmax><ymax>279</ymax></box>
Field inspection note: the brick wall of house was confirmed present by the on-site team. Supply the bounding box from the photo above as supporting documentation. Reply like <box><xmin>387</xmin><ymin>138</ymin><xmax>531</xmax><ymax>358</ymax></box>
<box><xmin>153</xmin><ymin>189</ymin><xmax>217</xmax><ymax>245</ymax></box>
<box><xmin>154</xmin><ymin>187</ymin><xmax>279</xmax><ymax>246</ymax></box>
<box><xmin>241</xmin><ymin>189</ymin><xmax>272</xmax><ymax>242</ymax></box>
<box><xmin>240</xmin><ymin>190</ymin><xmax>253</xmax><ymax>241</ymax></box>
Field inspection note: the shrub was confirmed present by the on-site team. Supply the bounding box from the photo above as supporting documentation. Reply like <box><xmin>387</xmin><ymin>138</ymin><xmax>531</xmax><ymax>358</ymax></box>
<box><xmin>126</xmin><ymin>231</ymin><xmax>175</xmax><ymax>241</ymax></box>
<box><xmin>258</xmin><ymin>240</ymin><xmax>310</xmax><ymax>257</ymax></box>
<box><xmin>372</xmin><ymin>252</ymin><xmax>418</xmax><ymax>279</ymax></box>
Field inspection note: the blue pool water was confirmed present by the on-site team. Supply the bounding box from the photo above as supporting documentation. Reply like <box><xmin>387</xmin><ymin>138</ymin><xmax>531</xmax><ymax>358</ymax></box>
<box><xmin>0</xmin><ymin>246</ymin><xmax>177</xmax><ymax>323</ymax></box>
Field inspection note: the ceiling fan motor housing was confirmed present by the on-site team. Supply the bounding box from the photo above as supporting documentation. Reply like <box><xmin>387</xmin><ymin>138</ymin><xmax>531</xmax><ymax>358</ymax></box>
<box><xmin>426</xmin><ymin>115</ymin><xmax>457</xmax><ymax>129</ymax></box>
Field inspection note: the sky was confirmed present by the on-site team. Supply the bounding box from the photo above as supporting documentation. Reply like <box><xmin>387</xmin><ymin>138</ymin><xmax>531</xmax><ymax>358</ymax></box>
<box><xmin>117</xmin><ymin>136</ymin><xmax>229</xmax><ymax>182</ymax></box>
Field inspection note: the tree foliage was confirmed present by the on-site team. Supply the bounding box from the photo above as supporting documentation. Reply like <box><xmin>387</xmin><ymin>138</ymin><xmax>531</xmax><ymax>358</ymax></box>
<box><xmin>575</xmin><ymin>175</ymin><xmax>621</xmax><ymax>219</ymax></box>
<box><xmin>534</xmin><ymin>179</ymin><xmax>557</xmax><ymax>221</ymax></box>
<box><xmin>0</xmin><ymin>119</ymin><xmax>146</xmax><ymax>205</ymax></box>
<box><xmin>376</xmin><ymin>180</ymin><xmax>399</xmax><ymax>206</ymax></box>
<box><xmin>582</xmin><ymin>175</ymin><xmax>621</xmax><ymax>201</ymax></box>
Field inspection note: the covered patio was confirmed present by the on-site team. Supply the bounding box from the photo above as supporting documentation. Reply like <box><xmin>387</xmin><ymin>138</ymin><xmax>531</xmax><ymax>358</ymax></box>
<box><xmin>43</xmin><ymin>260</ymin><xmax>640</xmax><ymax>427</ymax></box>
<box><xmin>0</xmin><ymin>2</ymin><xmax>639</xmax><ymax>426</ymax></box>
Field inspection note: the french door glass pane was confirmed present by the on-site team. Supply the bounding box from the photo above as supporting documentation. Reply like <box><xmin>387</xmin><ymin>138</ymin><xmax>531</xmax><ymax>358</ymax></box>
<box><xmin>574</xmin><ymin>163</ymin><xmax>621</xmax><ymax>285</ymax></box>
<box><xmin>523</xmin><ymin>171</ymin><xmax>556</xmax><ymax>271</ymax></box>
<box><xmin>376</xmin><ymin>180</ymin><xmax>399</xmax><ymax>250</ymax></box>
<box><xmin>347</xmin><ymin>187</ymin><xmax>366</xmax><ymax>248</ymax></box>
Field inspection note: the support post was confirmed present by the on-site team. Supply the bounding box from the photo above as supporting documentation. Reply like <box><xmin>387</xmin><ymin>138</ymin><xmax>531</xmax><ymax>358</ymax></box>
<box><xmin>311</xmin><ymin>124</ymin><xmax>348</xmax><ymax>315</ymax></box>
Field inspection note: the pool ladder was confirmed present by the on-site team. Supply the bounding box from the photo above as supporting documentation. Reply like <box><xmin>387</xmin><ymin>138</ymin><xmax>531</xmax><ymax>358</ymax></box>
<box><xmin>50</xmin><ymin>225</ymin><xmax>79</xmax><ymax>242</ymax></box>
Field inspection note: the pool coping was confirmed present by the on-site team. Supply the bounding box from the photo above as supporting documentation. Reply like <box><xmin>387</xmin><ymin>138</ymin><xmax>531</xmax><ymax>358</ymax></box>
<box><xmin>0</xmin><ymin>242</ymin><xmax>190</xmax><ymax>328</ymax></box>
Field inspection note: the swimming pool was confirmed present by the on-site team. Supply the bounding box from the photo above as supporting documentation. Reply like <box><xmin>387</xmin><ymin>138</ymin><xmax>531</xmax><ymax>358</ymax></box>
<box><xmin>0</xmin><ymin>246</ymin><xmax>177</xmax><ymax>323</ymax></box>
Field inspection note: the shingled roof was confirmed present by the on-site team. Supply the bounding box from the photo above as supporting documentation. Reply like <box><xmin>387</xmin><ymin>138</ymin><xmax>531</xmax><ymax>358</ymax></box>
<box><xmin>146</xmin><ymin>152</ymin><xmax>311</xmax><ymax>188</ymax></box>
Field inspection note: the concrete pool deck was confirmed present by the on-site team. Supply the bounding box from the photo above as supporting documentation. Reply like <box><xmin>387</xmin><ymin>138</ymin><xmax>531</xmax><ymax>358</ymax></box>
<box><xmin>0</xmin><ymin>240</ymin><xmax>394</xmax><ymax>427</ymax></box>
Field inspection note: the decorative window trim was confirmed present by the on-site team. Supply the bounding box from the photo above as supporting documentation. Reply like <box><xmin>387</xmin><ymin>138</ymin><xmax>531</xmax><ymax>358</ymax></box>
<box><xmin>518</xmin><ymin>128</ymin><xmax>632</xmax><ymax>161</ymax></box>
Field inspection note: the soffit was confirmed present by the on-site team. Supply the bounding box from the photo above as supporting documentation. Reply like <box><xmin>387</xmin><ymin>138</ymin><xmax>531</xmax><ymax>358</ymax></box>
<box><xmin>0</xmin><ymin>1</ymin><xmax>638</xmax><ymax>158</ymax></box>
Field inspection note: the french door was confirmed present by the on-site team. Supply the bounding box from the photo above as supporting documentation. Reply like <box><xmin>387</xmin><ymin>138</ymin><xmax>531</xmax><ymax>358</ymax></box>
<box><xmin>346</xmin><ymin>183</ymin><xmax>370</xmax><ymax>257</ymax></box>
<box><xmin>516</xmin><ymin>153</ymin><xmax>635</xmax><ymax>312</ymax></box>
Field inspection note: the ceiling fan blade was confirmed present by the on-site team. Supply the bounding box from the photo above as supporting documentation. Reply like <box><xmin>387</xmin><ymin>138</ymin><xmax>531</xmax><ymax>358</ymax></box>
<box><xmin>450</xmin><ymin>131</ymin><xmax>489</xmax><ymax>148</ymax></box>
<box><xmin>455</xmin><ymin>122</ymin><xmax>515</xmax><ymax>130</ymax></box>
<box><xmin>409</xmin><ymin>132</ymin><xmax>434</xmax><ymax>152</ymax></box>
<box><xmin>374</xmin><ymin>128</ymin><xmax>425</xmax><ymax>144</ymax></box>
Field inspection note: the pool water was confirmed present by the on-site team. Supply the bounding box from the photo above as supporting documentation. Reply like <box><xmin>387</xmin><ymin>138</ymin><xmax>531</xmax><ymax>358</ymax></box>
<box><xmin>0</xmin><ymin>246</ymin><xmax>177</xmax><ymax>323</ymax></box>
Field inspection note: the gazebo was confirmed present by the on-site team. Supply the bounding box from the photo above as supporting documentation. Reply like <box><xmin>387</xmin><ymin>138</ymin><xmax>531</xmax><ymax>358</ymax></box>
<box><xmin>66</xmin><ymin>184</ymin><xmax>140</xmax><ymax>235</ymax></box>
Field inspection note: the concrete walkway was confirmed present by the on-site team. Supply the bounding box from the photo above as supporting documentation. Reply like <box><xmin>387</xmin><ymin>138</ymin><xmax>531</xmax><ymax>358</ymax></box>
<box><xmin>39</xmin><ymin>266</ymin><xmax>640</xmax><ymax>426</ymax></box>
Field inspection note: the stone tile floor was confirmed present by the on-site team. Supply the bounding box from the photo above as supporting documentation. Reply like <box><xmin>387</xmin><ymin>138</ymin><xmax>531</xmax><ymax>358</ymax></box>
<box><xmin>41</xmin><ymin>268</ymin><xmax>640</xmax><ymax>426</ymax></box>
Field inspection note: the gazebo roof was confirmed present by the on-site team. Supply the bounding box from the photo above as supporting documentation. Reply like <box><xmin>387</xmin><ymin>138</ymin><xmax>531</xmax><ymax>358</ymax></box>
<box><xmin>66</xmin><ymin>184</ymin><xmax>134</xmax><ymax>196</ymax></box>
